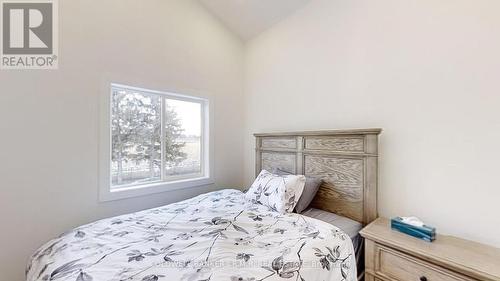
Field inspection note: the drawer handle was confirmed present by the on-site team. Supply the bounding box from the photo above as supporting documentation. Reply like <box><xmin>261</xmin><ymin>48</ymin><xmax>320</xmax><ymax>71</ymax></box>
<box><xmin>420</xmin><ymin>277</ymin><xmax>428</xmax><ymax>281</ymax></box>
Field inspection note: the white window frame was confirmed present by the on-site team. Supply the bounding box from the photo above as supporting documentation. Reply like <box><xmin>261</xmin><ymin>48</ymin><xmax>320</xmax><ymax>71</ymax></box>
<box><xmin>99</xmin><ymin>83</ymin><xmax>214</xmax><ymax>202</ymax></box>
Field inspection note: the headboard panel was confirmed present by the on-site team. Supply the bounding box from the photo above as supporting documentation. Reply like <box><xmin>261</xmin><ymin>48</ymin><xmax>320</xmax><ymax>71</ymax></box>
<box><xmin>254</xmin><ymin>129</ymin><xmax>381</xmax><ymax>225</ymax></box>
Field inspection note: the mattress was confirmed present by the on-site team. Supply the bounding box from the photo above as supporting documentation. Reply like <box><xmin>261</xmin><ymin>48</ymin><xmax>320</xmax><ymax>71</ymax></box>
<box><xmin>301</xmin><ymin>208</ymin><xmax>363</xmax><ymax>240</ymax></box>
<box><xmin>26</xmin><ymin>189</ymin><xmax>357</xmax><ymax>281</ymax></box>
<box><xmin>301</xmin><ymin>208</ymin><xmax>365</xmax><ymax>280</ymax></box>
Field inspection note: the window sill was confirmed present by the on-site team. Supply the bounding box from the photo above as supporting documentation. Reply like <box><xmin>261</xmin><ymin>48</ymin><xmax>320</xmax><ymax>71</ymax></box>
<box><xmin>99</xmin><ymin>176</ymin><xmax>214</xmax><ymax>202</ymax></box>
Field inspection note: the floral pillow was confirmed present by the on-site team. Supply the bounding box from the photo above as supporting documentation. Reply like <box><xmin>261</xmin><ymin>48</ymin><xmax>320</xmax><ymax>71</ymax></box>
<box><xmin>245</xmin><ymin>170</ymin><xmax>306</xmax><ymax>213</ymax></box>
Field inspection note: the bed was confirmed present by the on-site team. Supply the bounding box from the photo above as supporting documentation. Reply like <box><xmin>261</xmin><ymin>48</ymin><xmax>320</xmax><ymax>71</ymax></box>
<box><xmin>254</xmin><ymin>129</ymin><xmax>381</xmax><ymax>280</ymax></box>
<box><xmin>26</xmin><ymin>129</ymin><xmax>380</xmax><ymax>281</ymax></box>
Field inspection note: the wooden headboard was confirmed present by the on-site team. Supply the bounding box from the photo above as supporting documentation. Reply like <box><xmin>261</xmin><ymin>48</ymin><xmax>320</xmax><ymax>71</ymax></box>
<box><xmin>254</xmin><ymin>129</ymin><xmax>381</xmax><ymax>225</ymax></box>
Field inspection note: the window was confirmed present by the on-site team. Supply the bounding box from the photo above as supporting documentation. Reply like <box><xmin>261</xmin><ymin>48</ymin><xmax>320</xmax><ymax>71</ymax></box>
<box><xmin>100</xmin><ymin>84</ymin><xmax>212</xmax><ymax>201</ymax></box>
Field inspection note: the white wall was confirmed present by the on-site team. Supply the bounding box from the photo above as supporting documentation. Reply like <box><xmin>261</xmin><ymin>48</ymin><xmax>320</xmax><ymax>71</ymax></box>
<box><xmin>244</xmin><ymin>0</ymin><xmax>500</xmax><ymax>248</ymax></box>
<box><xmin>0</xmin><ymin>1</ymin><xmax>244</xmax><ymax>280</ymax></box>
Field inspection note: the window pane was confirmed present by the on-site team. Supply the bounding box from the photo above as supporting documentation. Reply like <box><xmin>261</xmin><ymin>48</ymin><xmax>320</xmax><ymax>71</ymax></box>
<box><xmin>164</xmin><ymin>99</ymin><xmax>202</xmax><ymax>177</ymax></box>
<box><xmin>111</xmin><ymin>89</ymin><xmax>161</xmax><ymax>187</ymax></box>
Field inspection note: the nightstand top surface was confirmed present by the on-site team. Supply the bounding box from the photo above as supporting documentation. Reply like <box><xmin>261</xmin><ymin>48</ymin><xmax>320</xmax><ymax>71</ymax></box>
<box><xmin>360</xmin><ymin>217</ymin><xmax>500</xmax><ymax>281</ymax></box>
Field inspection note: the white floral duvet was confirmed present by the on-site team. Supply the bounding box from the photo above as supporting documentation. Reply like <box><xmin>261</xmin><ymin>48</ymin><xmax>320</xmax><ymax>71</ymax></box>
<box><xmin>26</xmin><ymin>189</ymin><xmax>356</xmax><ymax>281</ymax></box>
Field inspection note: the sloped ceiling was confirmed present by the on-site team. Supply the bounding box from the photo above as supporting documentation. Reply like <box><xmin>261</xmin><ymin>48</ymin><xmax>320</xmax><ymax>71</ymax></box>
<box><xmin>198</xmin><ymin>0</ymin><xmax>311</xmax><ymax>41</ymax></box>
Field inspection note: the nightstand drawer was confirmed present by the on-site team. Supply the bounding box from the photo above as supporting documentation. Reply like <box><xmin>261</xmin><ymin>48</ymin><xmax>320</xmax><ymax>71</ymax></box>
<box><xmin>376</xmin><ymin>245</ymin><xmax>472</xmax><ymax>281</ymax></box>
<box><xmin>362</xmin><ymin>219</ymin><xmax>500</xmax><ymax>281</ymax></box>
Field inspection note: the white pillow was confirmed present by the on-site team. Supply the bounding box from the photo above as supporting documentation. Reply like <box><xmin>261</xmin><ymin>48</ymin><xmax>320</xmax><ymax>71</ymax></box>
<box><xmin>282</xmin><ymin>173</ymin><xmax>307</xmax><ymax>212</ymax></box>
<box><xmin>246</xmin><ymin>170</ymin><xmax>306</xmax><ymax>213</ymax></box>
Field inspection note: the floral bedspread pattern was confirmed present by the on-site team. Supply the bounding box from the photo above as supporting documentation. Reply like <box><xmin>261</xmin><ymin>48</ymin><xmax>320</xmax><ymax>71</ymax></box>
<box><xmin>27</xmin><ymin>189</ymin><xmax>356</xmax><ymax>281</ymax></box>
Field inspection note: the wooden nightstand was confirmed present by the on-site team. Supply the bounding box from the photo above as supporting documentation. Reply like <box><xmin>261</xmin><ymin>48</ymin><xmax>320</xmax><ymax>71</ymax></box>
<box><xmin>360</xmin><ymin>218</ymin><xmax>500</xmax><ymax>281</ymax></box>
